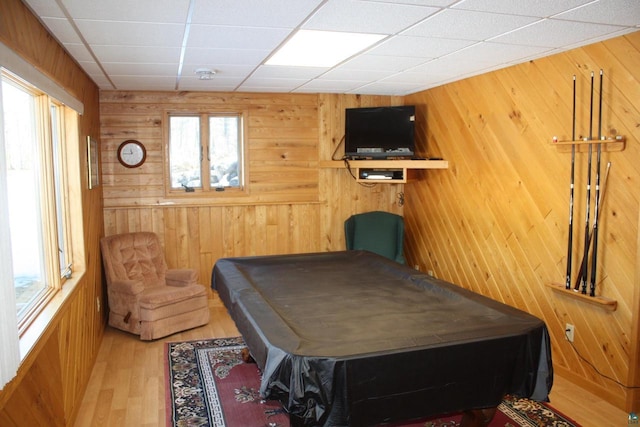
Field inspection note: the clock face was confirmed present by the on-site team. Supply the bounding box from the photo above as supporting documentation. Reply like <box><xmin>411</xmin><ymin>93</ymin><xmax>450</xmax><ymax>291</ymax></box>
<box><xmin>117</xmin><ymin>140</ymin><xmax>146</xmax><ymax>168</ymax></box>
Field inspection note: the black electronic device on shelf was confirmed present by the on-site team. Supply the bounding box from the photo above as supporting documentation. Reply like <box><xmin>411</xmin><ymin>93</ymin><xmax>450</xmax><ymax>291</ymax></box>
<box><xmin>344</xmin><ymin>105</ymin><xmax>415</xmax><ymax>159</ymax></box>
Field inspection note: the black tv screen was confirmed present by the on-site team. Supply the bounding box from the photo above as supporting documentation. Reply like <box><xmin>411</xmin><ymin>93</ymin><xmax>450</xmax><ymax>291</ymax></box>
<box><xmin>345</xmin><ymin>105</ymin><xmax>415</xmax><ymax>159</ymax></box>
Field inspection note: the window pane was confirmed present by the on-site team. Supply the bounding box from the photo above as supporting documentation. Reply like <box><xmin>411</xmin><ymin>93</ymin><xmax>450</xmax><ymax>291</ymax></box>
<box><xmin>169</xmin><ymin>116</ymin><xmax>201</xmax><ymax>189</ymax></box>
<box><xmin>209</xmin><ymin>116</ymin><xmax>241</xmax><ymax>188</ymax></box>
<box><xmin>2</xmin><ymin>80</ymin><xmax>47</xmax><ymax>316</ymax></box>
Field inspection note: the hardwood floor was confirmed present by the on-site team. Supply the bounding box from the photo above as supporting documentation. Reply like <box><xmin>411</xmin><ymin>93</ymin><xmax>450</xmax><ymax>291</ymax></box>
<box><xmin>74</xmin><ymin>294</ymin><xmax>629</xmax><ymax>427</ymax></box>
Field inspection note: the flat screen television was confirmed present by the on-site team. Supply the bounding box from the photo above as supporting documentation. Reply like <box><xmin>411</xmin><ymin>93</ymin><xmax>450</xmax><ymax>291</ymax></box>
<box><xmin>344</xmin><ymin>105</ymin><xmax>415</xmax><ymax>159</ymax></box>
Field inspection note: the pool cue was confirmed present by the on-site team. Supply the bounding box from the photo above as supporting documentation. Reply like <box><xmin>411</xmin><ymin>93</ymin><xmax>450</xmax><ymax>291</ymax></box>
<box><xmin>565</xmin><ymin>75</ymin><xmax>577</xmax><ymax>290</ymax></box>
<box><xmin>589</xmin><ymin>70</ymin><xmax>604</xmax><ymax>297</ymax></box>
<box><xmin>574</xmin><ymin>161</ymin><xmax>610</xmax><ymax>290</ymax></box>
<box><xmin>580</xmin><ymin>71</ymin><xmax>594</xmax><ymax>295</ymax></box>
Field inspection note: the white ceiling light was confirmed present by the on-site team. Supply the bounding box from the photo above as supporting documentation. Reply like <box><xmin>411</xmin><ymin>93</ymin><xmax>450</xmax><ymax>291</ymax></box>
<box><xmin>266</xmin><ymin>30</ymin><xmax>386</xmax><ymax>68</ymax></box>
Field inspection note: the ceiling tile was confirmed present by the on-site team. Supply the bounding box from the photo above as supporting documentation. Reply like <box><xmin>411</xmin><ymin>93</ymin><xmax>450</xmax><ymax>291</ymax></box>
<box><xmin>240</xmin><ymin>76</ymin><xmax>310</xmax><ymax>88</ymax></box>
<box><xmin>351</xmin><ymin>81</ymin><xmax>425</xmax><ymax>95</ymax></box>
<box><xmin>320</xmin><ymin>67</ymin><xmax>395</xmax><ymax>82</ymax></box>
<box><xmin>554</xmin><ymin>0</ymin><xmax>640</xmax><ymax>27</ymax></box>
<box><xmin>303</xmin><ymin>0</ymin><xmax>441</xmax><ymax>34</ymax></box>
<box><xmin>295</xmin><ymin>79</ymin><xmax>369</xmax><ymax>93</ymax></box>
<box><xmin>110</xmin><ymin>75</ymin><xmax>177</xmax><ymax>90</ymax></box>
<box><xmin>84</xmin><ymin>73</ymin><xmax>113</xmax><ymax>89</ymax></box>
<box><xmin>102</xmin><ymin>62</ymin><xmax>179</xmax><ymax>76</ymax></box>
<box><xmin>62</xmin><ymin>43</ymin><xmax>95</xmax><ymax>62</ymax></box>
<box><xmin>192</xmin><ymin>0</ymin><xmax>323</xmax><ymax>27</ymax></box>
<box><xmin>42</xmin><ymin>17</ymin><xmax>84</xmax><ymax>44</ymax></box>
<box><xmin>338</xmin><ymin>54</ymin><xmax>425</xmax><ymax>72</ymax></box>
<box><xmin>75</xmin><ymin>20</ymin><xmax>185</xmax><ymax>46</ymax></box>
<box><xmin>379</xmin><ymin>70</ymin><xmax>445</xmax><ymax>85</ymax></box>
<box><xmin>408</xmin><ymin>57</ymin><xmax>491</xmax><ymax>83</ymax></box>
<box><xmin>92</xmin><ymin>45</ymin><xmax>182</xmax><ymax>63</ymax></box>
<box><xmin>404</xmin><ymin>9</ymin><xmax>540</xmax><ymax>40</ymax></box>
<box><xmin>188</xmin><ymin>25</ymin><xmax>290</xmax><ymax>50</ymax></box>
<box><xmin>251</xmin><ymin>65</ymin><xmax>328</xmax><ymax>79</ymax></box>
<box><xmin>490</xmin><ymin>18</ymin><xmax>626</xmax><ymax>48</ymax></box>
<box><xmin>182</xmin><ymin>47</ymin><xmax>270</xmax><ymax>66</ymax></box>
<box><xmin>369</xmin><ymin>36</ymin><xmax>475</xmax><ymax>58</ymax></box>
<box><xmin>550</xmin><ymin>27</ymin><xmax>638</xmax><ymax>51</ymax></box>
<box><xmin>77</xmin><ymin>61</ymin><xmax>103</xmax><ymax>76</ymax></box>
<box><xmin>61</xmin><ymin>0</ymin><xmax>191</xmax><ymax>23</ymax></box>
<box><xmin>415</xmin><ymin>42</ymin><xmax>555</xmax><ymax>68</ymax></box>
<box><xmin>372</xmin><ymin>0</ymin><xmax>457</xmax><ymax>6</ymax></box>
<box><xmin>453</xmin><ymin>0</ymin><xmax>593</xmax><ymax>17</ymax></box>
<box><xmin>22</xmin><ymin>0</ymin><xmax>65</xmax><ymax>18</ymax></box>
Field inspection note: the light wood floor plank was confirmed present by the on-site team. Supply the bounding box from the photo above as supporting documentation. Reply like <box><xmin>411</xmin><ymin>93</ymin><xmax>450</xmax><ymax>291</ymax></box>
<box><xmin>73</xmin><ymin>295</ymin><xmax>629</xmax><ymax>427</ymax></box>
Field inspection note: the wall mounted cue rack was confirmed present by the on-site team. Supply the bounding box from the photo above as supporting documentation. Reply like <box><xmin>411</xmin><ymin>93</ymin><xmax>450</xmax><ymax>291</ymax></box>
<box><xmin>546</xmin><ymin>283</ymin><xmax>617</xmax><ymax>311</ymax></box>
<box><xmin>551</xmin><ymin>136</ymin><xmax>626</xmax><ymax>153</ymax></box>
<box><xmin>547</xmin><ymin>70</ymin><xmax>622</xmax><ymax>311</ymax></box>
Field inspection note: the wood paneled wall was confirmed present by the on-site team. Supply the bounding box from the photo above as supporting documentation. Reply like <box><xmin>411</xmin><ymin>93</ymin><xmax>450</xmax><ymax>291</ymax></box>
<box><xmin>404</xmin><ymin>31</ymin><xmax>640</xmax><ymax>411</ymax></box>
<box><xmin>101</xmin><ymin>92</ymin><xmax>404</xmax><ymax>283</ymax></box>
<box><xmin>100</xmin><ymin>91</ymin><xmax>321</xmax><ymax>207</ymax></box>
<box><xmin>0</xmin><ymin>0</ymin><xmax>105</xmax><ymax>426</ymax></box>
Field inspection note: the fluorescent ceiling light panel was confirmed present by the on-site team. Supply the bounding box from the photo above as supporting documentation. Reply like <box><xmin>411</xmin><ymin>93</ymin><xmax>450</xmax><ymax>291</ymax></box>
<box><xmin>266</xmin><ymin>30</ymin><xmax>386</xmax><ymax>67</ymax></box>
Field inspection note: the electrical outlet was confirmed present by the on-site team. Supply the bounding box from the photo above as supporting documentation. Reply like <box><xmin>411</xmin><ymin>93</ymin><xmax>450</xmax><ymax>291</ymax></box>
<box><xmin>427</xmin><ymin>270</ymin><xmax>434</xmax><ymax>277</ymax></box>
<box><xmin>565</xmin><ymin>323</ymin><xmax>575</xmax><ymax>342</ymax></box>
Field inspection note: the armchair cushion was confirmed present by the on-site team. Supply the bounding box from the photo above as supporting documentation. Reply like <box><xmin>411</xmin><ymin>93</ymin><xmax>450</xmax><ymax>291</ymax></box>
<box><xmin>139</xmin><ymin>284</ymin><xmax>205</xmax><ymax>309</ymax></box>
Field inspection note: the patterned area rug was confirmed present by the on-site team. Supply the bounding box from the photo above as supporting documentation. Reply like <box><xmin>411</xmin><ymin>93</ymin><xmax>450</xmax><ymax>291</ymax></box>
<box><xmin>165</xmin><ymin>337</ymin><xmax>579</xmax><ymax>427</ymax></box>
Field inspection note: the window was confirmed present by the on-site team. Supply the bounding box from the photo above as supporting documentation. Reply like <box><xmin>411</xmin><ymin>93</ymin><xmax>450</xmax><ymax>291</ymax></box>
<box><xmin>1</xmin><ymin>71</ymin><xmax>75</xmax><ymax>329</ymax></box>
<box><xmin>167</xmin><ymin>112</ymin><xmax>244</xmax><ymax>193</ymax></box>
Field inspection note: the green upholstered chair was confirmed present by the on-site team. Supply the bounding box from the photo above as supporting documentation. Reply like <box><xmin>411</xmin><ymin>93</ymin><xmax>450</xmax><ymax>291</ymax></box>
<box><xmin>344</xmin><ymin>211</ymin><xmax>405</xmax><ymax>264</ymax></box>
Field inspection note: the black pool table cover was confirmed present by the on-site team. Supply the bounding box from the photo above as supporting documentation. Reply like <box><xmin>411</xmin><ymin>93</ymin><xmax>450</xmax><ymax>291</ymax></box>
<box><xmin>211</xmin><ymin>250</ymin><xmax>553</xmax><ymax>426</ymax></box>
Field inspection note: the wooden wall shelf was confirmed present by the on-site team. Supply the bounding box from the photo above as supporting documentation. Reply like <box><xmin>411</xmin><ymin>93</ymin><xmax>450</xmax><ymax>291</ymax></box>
<box><xmin>551</xmin><ymin>136</ymin><xmax>625</xmax><ymax>153</ymax></box>
<box><xmin>320</xmin><ymin>159</ymin><xmax>449</xmax><ymax>184</ymax></box>
<box><xmin>546</xmin><ymin>282</ymin><xmax>617</xmax><ymax>311</ymax></box>
<box><xmin>319</xmin><ymin>159</ymin><xmax>449</xmax><ymax>169</ymax></box>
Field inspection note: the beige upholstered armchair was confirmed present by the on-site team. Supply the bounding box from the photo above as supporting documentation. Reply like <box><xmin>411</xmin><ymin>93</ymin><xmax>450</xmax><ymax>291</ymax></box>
<box><xmin>100</xmin><ymin>232</ymin><xmax>210</xmax><ymax>340</ymax></box>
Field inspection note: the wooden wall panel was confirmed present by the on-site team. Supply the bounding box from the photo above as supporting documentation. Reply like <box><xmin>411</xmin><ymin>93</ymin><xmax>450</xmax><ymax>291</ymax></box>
<box><xmin>404</xmin><ymin>31</ymin><xmax>640</xmax><ymax>411</ymax></box>
<box><xmin>0</xmin><ymin>0</ymin><xmax>105</xmax><ymax>426</ymax></box>
<box><xmin>103</xmin><ymin>205</ymin><xmax>323</xmax><ymax>283</ymax></box>
<box><xmin>100</xmin><ymin>91</ymin><xmax>320</xmax><ymax>207</ymax></box>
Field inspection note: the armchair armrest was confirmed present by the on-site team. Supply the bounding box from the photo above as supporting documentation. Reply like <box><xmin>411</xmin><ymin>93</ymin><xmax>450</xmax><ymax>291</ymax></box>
<box><xmin>109</xmin><ymin>279</ymin><xmax>145</xmax><ymax>295</ymax></box>
<box><xmin>166</xmin><ymin>269</ymin><xmax>198</xmax><ymax>287</ymax></box>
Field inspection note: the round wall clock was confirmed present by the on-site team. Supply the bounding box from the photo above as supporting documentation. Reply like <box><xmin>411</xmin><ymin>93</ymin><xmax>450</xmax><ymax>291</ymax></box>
<box><xmin>117</xmin><ymin>139</ymin><xmax>146</xmax><ymax>168</ymax></box>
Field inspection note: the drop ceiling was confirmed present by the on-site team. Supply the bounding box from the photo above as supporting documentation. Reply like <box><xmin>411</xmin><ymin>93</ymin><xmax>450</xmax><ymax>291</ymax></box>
<box><xmin>22</xmin><ymin>0</ymin><xmax>640</xmax><ymax>95</ymax></box>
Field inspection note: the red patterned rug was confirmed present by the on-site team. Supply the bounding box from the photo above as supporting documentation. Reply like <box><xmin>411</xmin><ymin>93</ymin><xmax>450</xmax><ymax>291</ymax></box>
<box><xmin>165</xmin><ymin>337</ymin><xmax>579</xmax><ymax>427</ymax></box>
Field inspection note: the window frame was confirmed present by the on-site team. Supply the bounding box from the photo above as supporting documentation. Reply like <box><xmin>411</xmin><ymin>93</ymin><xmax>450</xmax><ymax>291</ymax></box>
<box><xmin>164</xmin><ymin>109</ymin><xmax>247</xmax><ymax>197</ymax></box>
<box><xmin>1</xmin><ymin>70</ymin><xmax>77</xmax><ymax>334</ymax></box>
